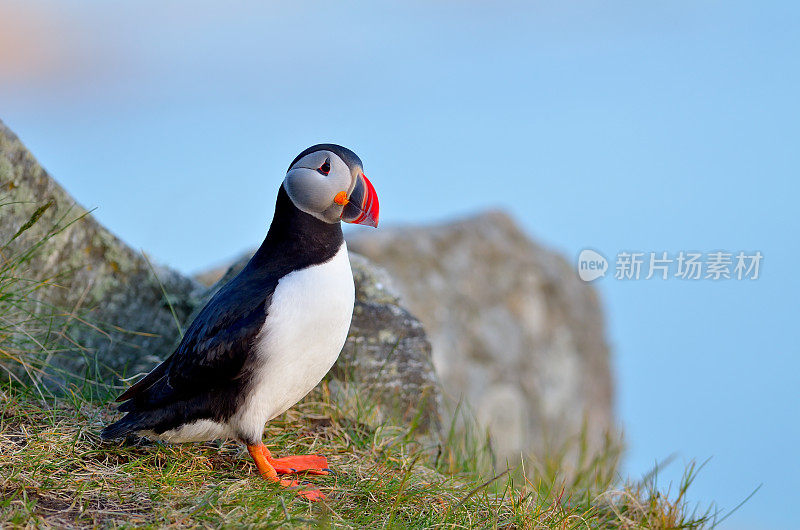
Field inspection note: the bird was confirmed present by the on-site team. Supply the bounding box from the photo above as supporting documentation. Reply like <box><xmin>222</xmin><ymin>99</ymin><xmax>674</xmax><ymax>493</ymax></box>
<box><xmin>101</xmin><ymin>144</ymin><xmax>379</xmax><ymax>501</ymax></box>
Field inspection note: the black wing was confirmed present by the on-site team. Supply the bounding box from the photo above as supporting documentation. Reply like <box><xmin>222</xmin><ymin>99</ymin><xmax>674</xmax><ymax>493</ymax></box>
<box><xmin>116</xmin><ymin>267</ymin><xmax>278</xmax><ymax>412</ymax></box>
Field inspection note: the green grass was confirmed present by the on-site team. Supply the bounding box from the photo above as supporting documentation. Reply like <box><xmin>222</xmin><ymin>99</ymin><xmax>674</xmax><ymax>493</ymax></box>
<box><xmin>0</xmin><ymin>201</ymin><xmax>727</xmax><ymax>528</ymax></box>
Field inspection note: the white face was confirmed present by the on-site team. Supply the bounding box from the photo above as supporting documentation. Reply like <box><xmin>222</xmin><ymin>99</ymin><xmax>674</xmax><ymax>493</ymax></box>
<box><xmin>283</xmin><ymin>150</ymin><xmax>357</xmax><ymax>224</ymax></box>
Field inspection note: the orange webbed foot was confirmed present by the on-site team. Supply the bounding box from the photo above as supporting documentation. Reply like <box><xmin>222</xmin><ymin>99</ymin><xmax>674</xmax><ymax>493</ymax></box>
<box><xmin>298</xmin><ymin>488</ymin><xmax>326</xmax><ymax>501</ymax></box>
<box><xmin>260</xmin><ymin>445</ymin><xmax>330</xmax><ymax>475</ymax></box>
<box><xmin>270</xmin><ymin>455</ymin><xmax>330</xmax><ymax>475</ymax></box>
<box><xmin>277</xmin><ymin>477</ymin><xmax>327</xmax><ymax>501</ymax></box>
<box><xmin>248</xmin><ymin>444</ymin><xmax>329</xmax><ymax>502</ymax></box>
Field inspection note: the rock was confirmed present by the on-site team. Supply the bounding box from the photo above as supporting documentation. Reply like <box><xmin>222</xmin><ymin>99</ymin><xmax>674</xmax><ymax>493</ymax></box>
<box><xmin>346</xmin><ymin>211</ymin><xmax>616</xmax><ymax>465</ymax></box>
<box><xmin>0</xmin><ymin>118</ymin><xmax>204</xmax><ymax>379</ymax></box>
<box><xmin>197</xmin><ymin>251</ymin><xmax>442</xmax><ymax>434</ymax></box>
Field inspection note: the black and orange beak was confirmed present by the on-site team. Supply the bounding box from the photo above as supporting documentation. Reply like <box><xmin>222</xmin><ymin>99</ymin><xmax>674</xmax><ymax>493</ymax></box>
<box><xmin>340</xmin><ymin>173</ymin><xmax>379</xmax><ymax>228</ymax></box>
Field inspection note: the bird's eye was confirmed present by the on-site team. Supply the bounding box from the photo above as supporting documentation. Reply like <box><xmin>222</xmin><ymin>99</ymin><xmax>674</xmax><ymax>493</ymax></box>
<box><xmin>317</xmin><ymin>159</ymin><xmax>331</xmax><ymax>175</ymax></box>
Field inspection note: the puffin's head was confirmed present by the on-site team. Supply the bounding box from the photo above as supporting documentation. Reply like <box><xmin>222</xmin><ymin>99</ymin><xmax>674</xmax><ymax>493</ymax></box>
<box><xmin>283</xmin><ymin>144</ymin><xmax>379</xmax><ymax>228</ymax></box>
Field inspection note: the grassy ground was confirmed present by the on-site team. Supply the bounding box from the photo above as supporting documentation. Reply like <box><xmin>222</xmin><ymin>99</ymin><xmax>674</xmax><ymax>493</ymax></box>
<box><xmin>0</xmin><ymin>203</ymin><xmax>722</xmax><ymax>528</ymax></box>
<box><xmin>0</xmin><ymin>382</ymin><xmax>718</xmax><ymax>529</ymax></box>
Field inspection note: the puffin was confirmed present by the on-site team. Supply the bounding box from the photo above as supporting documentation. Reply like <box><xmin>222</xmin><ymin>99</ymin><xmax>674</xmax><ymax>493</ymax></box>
<box><xmin>101</xmin><ymin>144</ymin><xmax>379</xmax><ymax>501</ymax></box>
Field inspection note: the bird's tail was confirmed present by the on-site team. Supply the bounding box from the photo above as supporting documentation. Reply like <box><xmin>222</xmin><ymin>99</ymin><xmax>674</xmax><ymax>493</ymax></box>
<box><xmin>101</xmin><ymin>414</ymin><xmax>142</xmax><ymax>440</ymax></box>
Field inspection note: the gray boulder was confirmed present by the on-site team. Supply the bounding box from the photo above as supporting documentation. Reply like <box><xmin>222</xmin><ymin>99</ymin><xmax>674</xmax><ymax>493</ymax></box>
<box><xmin>346</xmin><ymin>212</ymin><xmax>616</xmax><ymax>465</ymax></box>
<box><xmin>0</xmin><ymin>118</ymin><xmax>204</xmax><ymax>379</ymax></box>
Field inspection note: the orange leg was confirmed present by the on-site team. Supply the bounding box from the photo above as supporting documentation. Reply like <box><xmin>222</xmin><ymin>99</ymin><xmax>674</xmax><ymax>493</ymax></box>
<box><xmin>247</xmin><ymin>444</ymin><xmax>325</xmax><ymax>501</ymax></box>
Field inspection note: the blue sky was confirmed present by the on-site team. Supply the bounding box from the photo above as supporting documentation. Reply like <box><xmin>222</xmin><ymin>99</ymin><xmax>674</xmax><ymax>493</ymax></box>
<box><xmin>1</xmin><ymin>1</ymin><xmax>797</xmax><ymax>527</ymax></box>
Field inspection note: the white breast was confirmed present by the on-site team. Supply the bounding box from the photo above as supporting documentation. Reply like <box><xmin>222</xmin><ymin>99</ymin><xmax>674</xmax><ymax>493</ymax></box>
<box><xmin>232</xmin><ymin>242</ymin><xmax>355</xmax><ymax>442</ymax></box>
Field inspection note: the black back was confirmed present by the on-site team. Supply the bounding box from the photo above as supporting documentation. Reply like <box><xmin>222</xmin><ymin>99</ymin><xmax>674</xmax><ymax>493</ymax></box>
<box><xmin>102</xmin><ymin>186</ymin><xmax>343</xmax><ymax>443</ymax></box>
